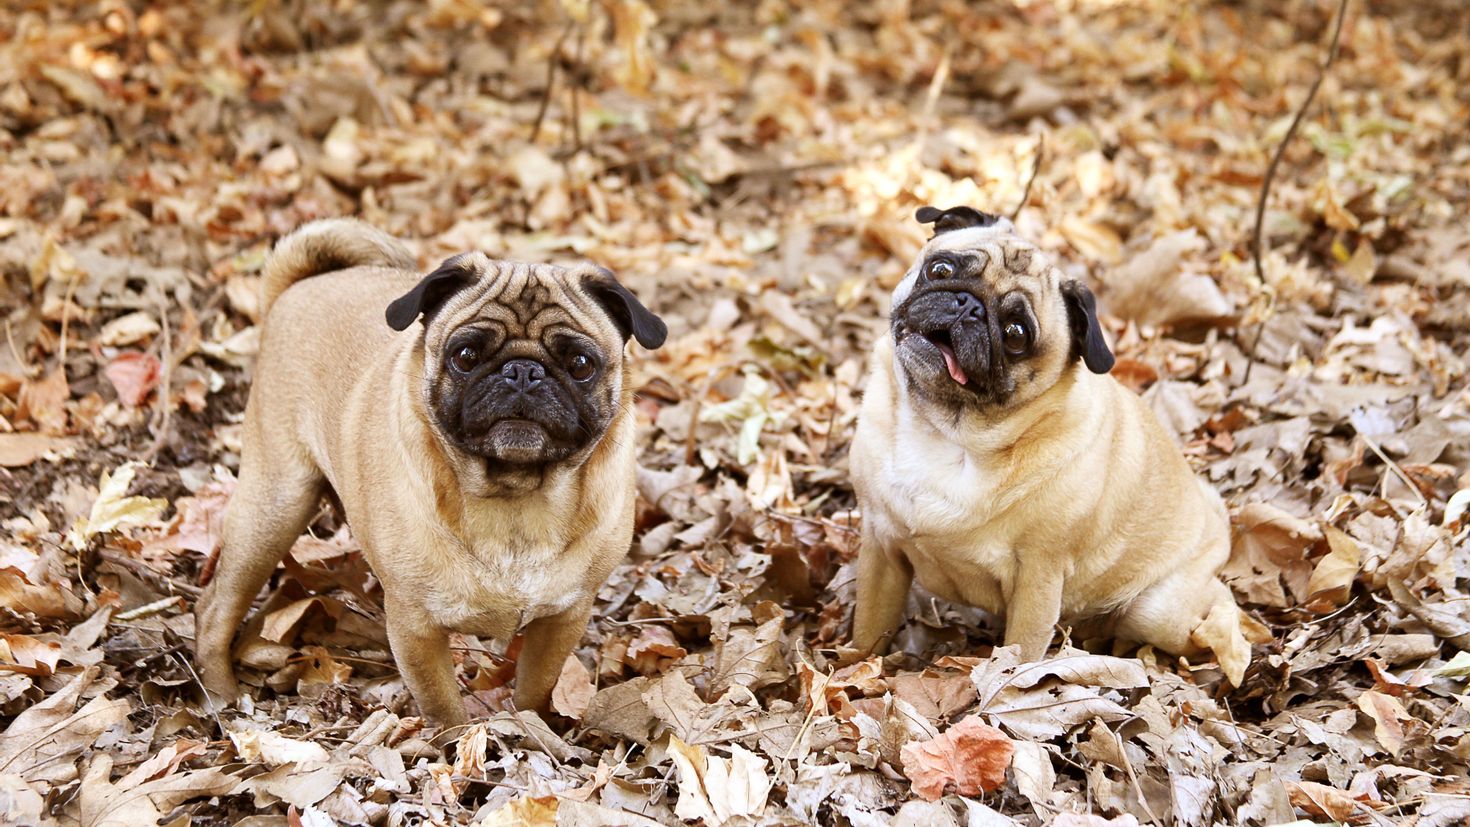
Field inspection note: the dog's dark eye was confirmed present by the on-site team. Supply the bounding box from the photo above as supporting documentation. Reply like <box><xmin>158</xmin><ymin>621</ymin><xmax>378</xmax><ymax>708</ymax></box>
<box><xmin>567</xmin><ymin>353</ymin><xmax>596</xmax><ymax>381</ymax></box>
<box><xmin>927</xmin><ymin>259</ymin><xmax>955</xmax><ymax>279</ymax></box>
<box><xmin>449</xmin><ymin>345</ymin><xmax>480</xmax><ymax>374</ymax></box>
<box><xmin>1002</xmin><ymin>322</ymin><xmax>1028</xmax><ymax>355</ymax></box>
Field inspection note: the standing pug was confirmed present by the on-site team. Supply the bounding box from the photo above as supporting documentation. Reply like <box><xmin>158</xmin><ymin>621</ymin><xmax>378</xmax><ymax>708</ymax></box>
<box><xmin>195</xmin><ymin>219</ymin><xmax>666</xmax><ymax>725</ymax></box>
<box><xmin>849</xmin><ymin>206</ymin><xmax>1250</xmax><ymax>683</ymax></box>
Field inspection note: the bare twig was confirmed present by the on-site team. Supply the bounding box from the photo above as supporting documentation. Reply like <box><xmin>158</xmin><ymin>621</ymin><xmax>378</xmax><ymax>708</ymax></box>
<box><xmin>98</xmin><ymin>550</ymin><xmax>204</xmax><ymax>598</ymax></box>
<box><xmin>58</xmin><ymin>268</ymin><xmax>81</xmax><ymax>367</ymax></box>
<box><xmin>1243</xmin><ymin>0</ymin><xmax>1350</xmax><ymax>381</ymax></box>
<box><xmin>1358</xmin><ymin>432</ymin><xmax>1429</xmax><ymax>508</ymax></box>
<box><xmin>1009</xmin><ymin>137</ymin><xmax>1045</xmax><ymax>222</ymax></box>
<box><xmin>174</xmin><ymin>652</ymin><xmax>227</xmax><ymax>735</ymax></box>
<box><xmin>570</xmin><ymin>24</ymin><xmax>586</xmax><ymax>154</ymax></box>
<box><xmin>143</xmin><ymin>293</ymin><xmax>174</xmax><ymax>462</ymax></box>
<box><xmin>529</xmin><ymin>22</ymin><xmax>574</xmax><ymax>144</ymax></box>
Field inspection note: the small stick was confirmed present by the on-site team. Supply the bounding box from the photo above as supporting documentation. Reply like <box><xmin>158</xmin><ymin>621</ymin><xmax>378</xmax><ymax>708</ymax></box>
<box><xmin>529</xmin><ymin>22</ymin><xmax>574</xmax><ymax>144</ymax></box>
<box><xmin>115</xmin><ymin>595</ymin><xmax>185</xmax><ymax>621</ymax></box>
<box><xmin>1243</xmin><ymin>0</ymin><xmax>1350</xmax><ymax>382</ymax></box>
<box><xmin>143</xmin><ymin>293</ymin><xmax>174</xmax><ymax>462</ymax></box>
<box><xmin>174</xmin><ymin>652</ymin><xmax>226</xmax><ymax>735</ymax></box>
<box><xmin>1009</xmin><ymin>137</ymin><xmax>1045</xmax><ymax>222</ymax></box>
<box><xmin>570</xmin><ymin>24</ymin><xmax>585</xmax><ymax>153</ymax></box>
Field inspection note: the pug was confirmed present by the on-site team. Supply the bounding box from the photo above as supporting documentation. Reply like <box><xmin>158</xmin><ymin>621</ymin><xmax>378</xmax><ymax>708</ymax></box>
<box><xmin>194</xmin><ymin>219</ymin><xmax>666</xmax><ymax>725</ymax></box>
<box><xmin>849</xmin><ymin>206</ymin><xmax>1250</xmax><ymax>683</ymax></box>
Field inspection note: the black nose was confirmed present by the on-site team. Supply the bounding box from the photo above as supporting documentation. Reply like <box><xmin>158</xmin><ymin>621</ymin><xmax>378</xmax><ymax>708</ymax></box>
<box><xmin>950</xmin><ymin>291</ymin><xmax>985</xmax><ymax>322</ymax></box>
<box><xmin>500</xmin><ymin>359</ymin><xmax>545</xmax><ymax>391</ymax></box>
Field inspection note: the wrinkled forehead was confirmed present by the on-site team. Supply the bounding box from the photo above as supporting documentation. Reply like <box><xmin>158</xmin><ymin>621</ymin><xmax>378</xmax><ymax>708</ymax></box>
<box><xmin>894</xmin><ymin>224</ymin><xmax>1057</xmax><ymax>305</ymax></box>
<box><xmin>426</xmin><ymin>253</ymin><xmax>617</xmax><ymax>347</ymax></box>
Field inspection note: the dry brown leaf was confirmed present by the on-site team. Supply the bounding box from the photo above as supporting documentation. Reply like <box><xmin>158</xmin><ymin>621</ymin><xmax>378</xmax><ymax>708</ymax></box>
<box><xmin>1305</xmin><ymin>525</ymin><xmax>1362</xmax><ymax>610</ymax></box>
<box><xmin>709</xmin><ymin>614</ymin><xmax>787</xmax><ymax>698</ymax></box>
<box><xmin>899</xmin><ymin>715</ymin><xmax>1014</xmax><ymax>801</ymax></box>
<box><xmin>1189</xmin><ymin>601</ymin><xmax>1252</xmax><ymax>686</ymax></box>
<box><xmin>80</xmin><ymin>754</ymin><xmax>240</xmax><ymax>827</ymax></box>
<box><xmin>0</xmin><ymin>633</ymin><xmax>62</xmax><ymax>676</ymax></box>
<box><xmin>1286</xmin><ymin>780</ymin><xmax>1369</xmax><ymax>821</ymax></box>
<box><xmin>1223</xmin><ymin>502</ymin><xmax>1323</xmax><ymax>607</ymax></box>
<box><xmin>551</xmin><ymin>655</ymin><xmax>596</xmax><ymax>719</ymax></box>
<box><xmin>0</xmin><ymin>433</ymin><xmax>75</xmax><ymax>468</ymax></box>
<box><xmin>16</xmin><ymin>369</ymin><xmax>69</xmax><ymax>435</ymax></box>
<box><xmin>625</xmin><ymin>625</ymin><xmax>687</xmax><ymax>675</ymax></box>
<box><xmin>1060</xmin><ymin>217</ymin><xmax>1123</xmax><ymax>263</ymax></box>
<box><xmin>230</xmin><ymin>729</ymin><xmax>332</xmax><ymax>766</ymax></box>
<box><xmin>1104</xmin><ymin>230</ymin><xmax>1232</xmax><ymax>326</ymax></box>
<box><xmin>886</xmin><ymin>668</ymin><xmax>978</xmax><ymax>722</ymax></box>
<box><xmin>1052</xmin><ymin>816</ymin><xmax>1141</xmax><ymax>827</ymax></box>
<box><xmin>0</xmin><ymin>669</ymin><xmax>130</xmax><ymax>785</ymax></box>
<box><xmin>480</xmin><ymin>794</ymin><xmax>560</xmax><ymax>826</ymax></box>
<box><xmin>668</xmin><ymin>737</ymin><xmax>771</xmax><ymax>825</ymax></box>
<box><xmin>0</xmin><ymin>566</ymin><xmax>85</xmax><ymax>619</ymax></box>
<box><xmin>104</xmin><ymin>351</ymin><xmax>162</xmax><ymax>407</ymax></box>
<box><xmin>1355</xmin><ymin>690</ymin><xmax>1415</xmax><ymax>758</ymax></box>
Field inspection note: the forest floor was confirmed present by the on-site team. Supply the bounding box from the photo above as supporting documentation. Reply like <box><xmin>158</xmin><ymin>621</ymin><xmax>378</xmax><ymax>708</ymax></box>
<box><xmin>1</xmin><ymin>1</ymin><xmax>1468</xmax><ymax>825</ymax></box>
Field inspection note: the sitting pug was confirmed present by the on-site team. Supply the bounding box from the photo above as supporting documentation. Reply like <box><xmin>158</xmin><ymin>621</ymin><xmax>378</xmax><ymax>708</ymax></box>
<box><xmin>195</xmin><ymin>219</ymin><xmax>666</xmax><ymax>724</ymax></box>
<box><xmin>849</xmin><ymin>206</ymin><xmax>1250</xmax><ymax>683</ymax></box>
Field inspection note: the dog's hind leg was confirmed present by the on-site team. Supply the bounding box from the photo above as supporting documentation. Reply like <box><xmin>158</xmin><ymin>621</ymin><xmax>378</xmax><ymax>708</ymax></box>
<box><xmin>194</xmin><ymin>450</ymin><xmax>322</xmax><ymax>705</ymax></box>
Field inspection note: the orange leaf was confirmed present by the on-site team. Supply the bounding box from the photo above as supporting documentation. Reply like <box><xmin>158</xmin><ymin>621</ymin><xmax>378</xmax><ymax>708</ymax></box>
<box><xmin>900</xmin><ymin>714</ymin><xmax>1014</xmax><ymax>801</ymax></box>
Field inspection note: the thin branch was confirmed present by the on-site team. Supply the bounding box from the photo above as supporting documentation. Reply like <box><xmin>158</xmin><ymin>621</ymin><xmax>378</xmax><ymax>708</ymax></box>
<box><xmin>143</xmin><ymin>292</ymin><xmax>174</xmax><ymax>462</ymax></box>
<box><xmin>1009</xmin><ymin>136</ymin><xmax>1045</xmax><ymax>222</ymax></box>
<box><xmin>529</xmin><ymin>22</ymin><xmax>574</xmax><ymax>145</ymax></box>
<box><xmin>1243</xmin><ymin>0</ymin><xmax>1350</xmax><ymax>381</ymax></box>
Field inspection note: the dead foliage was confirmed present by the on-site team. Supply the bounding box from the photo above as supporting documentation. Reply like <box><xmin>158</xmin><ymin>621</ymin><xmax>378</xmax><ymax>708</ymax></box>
<box><xmin>1</xmin><ymin>0</ymin><xmax>1468</xmax><ymax>824</ymax></box>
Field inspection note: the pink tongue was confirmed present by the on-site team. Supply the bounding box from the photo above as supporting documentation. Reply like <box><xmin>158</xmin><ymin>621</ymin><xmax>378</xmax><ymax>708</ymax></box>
<box><xmin>934</xmin><ymin>342</ymin><xmax>968</xmax><ymax>385</ymax></box>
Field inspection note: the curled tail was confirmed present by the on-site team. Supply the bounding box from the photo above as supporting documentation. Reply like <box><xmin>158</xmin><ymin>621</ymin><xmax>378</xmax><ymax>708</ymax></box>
<box><xmin>260</xmin><ymin>218</ymin><xmax>417</xmax><ymax>318</ymax></box>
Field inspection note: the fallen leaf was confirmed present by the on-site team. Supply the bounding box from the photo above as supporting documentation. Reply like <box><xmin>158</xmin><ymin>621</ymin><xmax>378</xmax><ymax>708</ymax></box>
<box><xmin>0</xmin><ymin>669</ymin><xmax>130</xmax><ymax>785</ymax></box>
<box><xmin>1104</xmin><ymin>230</ymin><xmax>1233</xmax><ymax>326</ymax></box>
<box><xmin>1355</xmin><ymin>690</ymin><xmax>1414</xmax><ymax>758</ymax></box>
<box><xmin>96</xmin><ymin>311</ymin><xmax>161</xmax><ymax>346</ymax></box>
<box><xmin>480</xmin><ymin>795</ymin><xmax>559</xmax><ymax>826</ymax></box>
<box><xmin>899</xmin><ymin>715</ymin><xmax>1014</xmax><ymax>801</ymax></box>
<box><xmin>1286</xmin><ymin>780</ymin><xmax>1367</xmax><ymax>821</ymax></box>
<box><xmin>1304</xmin><ymin>525</ymin><xmax>1361</xmax><ymax>610</ymax></box>
<box><xmin>709</xmin><ymin>614</ymin><xmax>787</xmax><ymax>698</ymax></box>
<box><xmin>230</xmin><ymin>729</ymin><xmax>332</xmax><ymax>766</ymax></box>
<box><xmin>551</xmin><ymin>655</ymin><xmax>596</xmax><ymax>719</ymax></box>
<box><xmin>668</xmin><ymin>737</ymin><xmax>771</xmax><ymax>825</ymax></box>
<box><xmin>1434</xmin><ymin>650</ymin><xmax>1470</xmax><ymax>678</ymax></box>
<box><xmin>16</xmin><ymin>369</ymin><xmax>69</xmax><ymax>435</ymax></box>
<box><xmin>80</xmin><ymin>755</ymin><xmax>239</xmax><ymax>827</ymax></box>
<box><xmin>68</xmin><ymin>462</ymin><xmax>169</xmax><ymax>550</ymax></box>
<box><xmin>1189</xmin><ymin>601</ymin><xmax>1252</xmax><ymax>686</ymax></box>
<box><xmin>0</xmin><ymin>433</ymin><xmax>75</xmax><ymax>468</ymax></box>
<box><xmin>1060</xmin><ymin>217</ymin><xmax>1123</xmax><ymax>264</ymax></box>
<box><xmin>104</xmin><ymin>351</ymin><xmax>162</xmax><ymax>407</ymax></box>
<box><xmin>1223</xmin><ymin>502</ymin><xmax>1323</xmax><ymax>607</ymax></box>
<box><xmin>0</xmin><ymin>634</ymin><xmax>63</xmax><ymax>676</ymax></box>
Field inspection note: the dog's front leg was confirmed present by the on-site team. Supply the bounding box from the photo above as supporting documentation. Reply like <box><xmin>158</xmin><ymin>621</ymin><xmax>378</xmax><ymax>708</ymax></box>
<box><xmin>1003</xmin><ymin>565</ymin><xmax>1064</xmax><ymax>661</ymax></box>
<box><xmin>384</xmin><ymin>599</ymin><xmax>467</xmax><ymax>728</ymax></box>
<box><xmin>512</xmin><ymin>599</ymin><xmax>595</xmax><ymax>714</ymax></box>
<box><xmin>852</xmin><ymin>532</ymin><xmax>914</xmax><ymax>655</ymax></box>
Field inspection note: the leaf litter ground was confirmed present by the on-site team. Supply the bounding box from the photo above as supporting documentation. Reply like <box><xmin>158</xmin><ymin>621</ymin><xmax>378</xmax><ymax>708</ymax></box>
<box><xmin>1</xmin><ymin>1</ymin><xmax>1468</xmax><ymax>825</ymax></box>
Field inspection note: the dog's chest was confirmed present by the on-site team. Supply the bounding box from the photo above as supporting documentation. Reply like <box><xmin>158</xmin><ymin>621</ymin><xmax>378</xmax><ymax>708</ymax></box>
<box><xmin>870</xmin><ymin>429</ymin><xmax>1001</xmax><ymax>537</ymax></box>
<box><xmin>864</xmin><ymin>430</ymin><xmax>1019</xmax><ymax>611</ymax></box>
<box><xmin>422</xmin><ymin>524</ymin><xmax>584</xmax><ymax>639</ymax></box>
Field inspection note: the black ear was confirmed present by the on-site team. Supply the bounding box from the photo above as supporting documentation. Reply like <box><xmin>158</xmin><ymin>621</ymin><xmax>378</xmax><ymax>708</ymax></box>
<box><xmin>585</xmin><ymin>269</ymin><xmax>667</xmax><ymax>349</ymax></box>
<box><xmin>915</xmin><ymin>205</ymin><xmax>1000</xmax><ymax>237</ymax></box>
<box><xmin>385</xmin><ymin>257</ymin><xmax>475</xmax><ymax>331</ymax></box>
<box><xmin>1061</xmin><ymin>280</ymin><xmax>1114</xmax><ymax>374</ymax></box>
